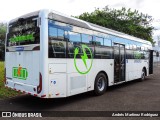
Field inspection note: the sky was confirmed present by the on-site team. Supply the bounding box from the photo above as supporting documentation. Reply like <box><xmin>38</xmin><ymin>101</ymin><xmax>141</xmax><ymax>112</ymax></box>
<box><xmin>0</xmin><ymin>0</ymin><xmax>160</xmax><ymax>44</ymax></box>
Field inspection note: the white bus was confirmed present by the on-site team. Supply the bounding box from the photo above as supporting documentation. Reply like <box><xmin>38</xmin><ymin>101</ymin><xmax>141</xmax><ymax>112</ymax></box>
<box><xmin>5</xmin><ymin>9</ymin><xmax>153</xmax><ymax>98</ymax></box>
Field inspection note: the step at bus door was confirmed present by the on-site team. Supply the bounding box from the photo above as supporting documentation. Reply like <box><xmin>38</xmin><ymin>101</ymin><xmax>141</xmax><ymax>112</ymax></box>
<box><xmin>114</xmin><ymin>43</ymin><xmax>126</xmax><ymax>83</ymax></box>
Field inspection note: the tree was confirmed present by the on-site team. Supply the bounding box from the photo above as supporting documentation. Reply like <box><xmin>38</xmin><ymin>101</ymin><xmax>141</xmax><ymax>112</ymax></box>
<box><xmin>0</xmin><ymin>23</ymin><xmax>6</xmax><ymax>61</ymax></box>
<box><xmin>76</xmin><ymin>6</ymin><xmax>154</xmax><ymax>43</ymax></box>
<box><xmin>0</xmin><ymin>23</ymin><xmax>6</xmax><ymax>41</ymax></box>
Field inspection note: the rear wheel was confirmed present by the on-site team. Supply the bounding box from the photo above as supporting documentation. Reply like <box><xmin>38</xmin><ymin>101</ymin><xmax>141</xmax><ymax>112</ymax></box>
<box><xmin>94</xmin><ymin>73</ymin><xmax>107</xmax><ymax>96</ymax></box>
<box><xmin>139</xmin><ymin>69</ymin><xmax>145</xmax><ymax>81</ymax></box>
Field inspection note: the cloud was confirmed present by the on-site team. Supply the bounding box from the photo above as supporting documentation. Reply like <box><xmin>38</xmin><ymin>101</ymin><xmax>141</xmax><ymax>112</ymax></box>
<box><xmin>0</xmin><ymin>0</ymin><xmax>160</xmax><ymax>22</ymax></box>
<box><xmin>152</xmin><ymin>22</ymin><xmax>160</xmax><ymax>30</ymax></box>
<box><xmin>110</xmin><ymin>0</ymin><xmax>144</xmax><ymax>10</ymax></box>
<box><xmin>134</xmin><ymin>0</ymin><xmax>144</xmax><ymax>8</ymax></box>
<box><xmin>68</xmin><ymin>0</ymin><xmax>75</xmax><ymax>3</ymax></box>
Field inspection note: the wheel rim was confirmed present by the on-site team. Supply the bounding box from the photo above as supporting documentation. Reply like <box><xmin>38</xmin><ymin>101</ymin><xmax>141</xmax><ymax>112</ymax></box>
<box><xmin>97</xmin><ymin>77</ymin><xmax>105</xmax><ymax>91</ymax></box>
<box><xmin>141</xmin><ymin>71</ymin><xmax>145</xmax><ymax>80</ymax></box>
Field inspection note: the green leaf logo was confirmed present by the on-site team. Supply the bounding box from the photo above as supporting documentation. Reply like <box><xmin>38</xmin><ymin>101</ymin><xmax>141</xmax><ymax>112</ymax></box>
<box><xmin>74</xmin><ymin>44</ymin><xmax>93</xmax><ymax>74</ymax></box>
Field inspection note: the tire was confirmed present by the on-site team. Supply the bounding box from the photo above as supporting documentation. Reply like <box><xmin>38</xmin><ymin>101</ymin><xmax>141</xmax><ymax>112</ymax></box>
<box><xmin>139</xmin><ymin>69</ymin><xmax>145</xmax><ymax>81</ymax></box>
<box><xmin>94</xmin><ymin>73</ymin><xmax>107</xmax><ymax>96</ymax></box>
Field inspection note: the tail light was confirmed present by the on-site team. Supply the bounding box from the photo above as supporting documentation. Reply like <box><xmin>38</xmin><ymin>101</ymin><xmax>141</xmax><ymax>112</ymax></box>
<box><xmin>37</xmin><ymin>72</ymin><xmax>42</xmax><ymax>94</ymax></box>
<box><xmin>4</xmin><ymin>68</ymin><xmax>6</xmax><ymax>84</ymax></box>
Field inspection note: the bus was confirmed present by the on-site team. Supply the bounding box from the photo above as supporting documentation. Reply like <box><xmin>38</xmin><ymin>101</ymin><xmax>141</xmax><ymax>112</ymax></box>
<box><xmin>5</xmin><ymin>9</ymin><xmax>153</xmax><ymax>98</ymax></box>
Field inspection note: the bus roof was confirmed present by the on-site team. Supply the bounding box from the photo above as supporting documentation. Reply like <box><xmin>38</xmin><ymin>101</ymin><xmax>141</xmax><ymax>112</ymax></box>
<box><xmin>9</xmin><ymin>10</ymin><xmax>40</xmax><ymax>24</ymax></box>
<box><xmin>47</xmin><ymin>9</ymin><xmax>152</xmax><ymax>46</ymax></box>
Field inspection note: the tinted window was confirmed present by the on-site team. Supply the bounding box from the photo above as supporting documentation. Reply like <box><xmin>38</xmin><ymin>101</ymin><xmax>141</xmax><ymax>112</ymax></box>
<box><xmin>126</xmin><ymin>50</ymin><xmax>133</xmax><ymax>59</ymax></box>
<box><xmin>133</xmin><ymin>45</ymin><xmax>137</xmax><ymax>50</ymax></box>
<box><xmin>48</xmin><ymin>40</ymin><xmax>66</xmax><ymax>58</ymax></box>
<box><xmin>69</xmin><ymin>32</ymin><xmax>81</xmax><ymax>42</ymax></box>
<box><xmin>133</xmin><ymin>51</ymin><xmax>142</xmax><ymax>59</ymax></box>
<box><xmin>94</xmin><ymin>37</ymin><xmax>103</xmax><ymax>46</ymax></box>
<box><xmin>141</xmin><ymin>46</ymin><xmax>145</xmax><ymax>50</ymax></box>
<box><xmin>82</xmin><ymin>34</ymin><xmax>92</xmax><ymax>44</ymax></box>
<box><xmin>129</xmin><ymin>44</ymin><xmax>133</xmax><ymax>49</ymax></box>
<box><xmin>137</xmin><ymin>46</ymin><xmax>141</xmax><ymax>50</ymax></box>
<box><xmin>49</xmin><ymin>27</ymin><xmax>57</xmax><ymax>38</ymax></box>
<box><xmin>126</xmin><ymin>43</ymin><xmax>130</xmax><ymax>49</ymax></box>
<box><xmin>48</xmin><ymin>21</ymin><xmax>66</xmax><ymax>58</ymax></box>
<box><xmin>58</xmin><ymin>29</ymin><xmax>64</xmax><ymax>39</ymax></box>
<box><xmin>68</xmin><ymin>32</ymin><xmax>81</xmax><ymax>58</ymax></box>
<box><xmin>104</xmin><ymin>38</ymin><xmax>112</xmax><ymax>46</ymax></box>
<box><xmin>95</xmin><ymin>46</ymin><xmax>113</xmax><ymax>59</ymax></box>
<box><xmin>144</xmin><ymin>51</ymin><xmax>149</xmax><ymax>59</ymax></box>
<box><xmin>7</xmin><ymin>17</ymin><xmax>40</xmax><ymax>46</ymax></box>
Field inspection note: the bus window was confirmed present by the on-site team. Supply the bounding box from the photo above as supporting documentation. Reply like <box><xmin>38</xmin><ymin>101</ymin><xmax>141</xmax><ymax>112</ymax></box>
<box><xmin>95</xmin><ymin>46</ymin><xmax>113</xmax><ymax>59</ymax></box>
<box><xmin>140</xmin><ymin>51</ymin><xmax>145</xmax><ymax>59</ymax></box>
<box><xmin>49</xmin><ymin>27</ymin><xmax>57</xmax><ymax>39</ymax></box>
<box><xmin>144</xmin><ymin>51</ymin><xmax>149</xmax><ymax>59</ymax></box>
<box><xmin>133</xmin><ymin>50</ymin><xmax>142</xmax><ymax>59</ymax></box>
<box><xmin>68</xmin><ymin>32</ymin><xmax>81</xmax><ymax>58</ymax></box>
<box><xmin>7</xmin><ymin>17</ymin><xmax>40</xmax><ymax>46</ymax></box>
<box><xmin>94</xmin><ymin>37</ymin><xmax>103</xmax><ymax>46</ymax></box>
<box><xmin>69</xmin><ymin>32</ymin><xmax>81</xmax><ymax>43</ymax></box>
<box><xmin>126</xmin><ymin>50</ymin><xmax>134</xmax><ymax>59</ymax></box>
<box><xmin>141</xmin><ymin>46</ymin><xmax>145</xmax><ymax>50</ymax></box>
<box><xmin>126</xmin><ymin>43</ymin><xmax>130</xmax><ymax>49</ymax></box>
<box><xmin>104</xmin><ymin>38</ymin><xmax>112</xmax><ymax>46</ymax></box>
<box><xmin>58</xmin><ymin>29</ymin><xmax>64</xmax><ymax>39</ymax></box>
<box><xmin>129</xmin><ymin>44</ymin><xmax>133</xmax><ymax>49</ymax></box>
<box><xmin>82</xmin><ymin>34</ymin><xmax>92</xmax><ymax>44</ymax></box>
<box><xmin>48</xmin><ymin>25</ymin><xmax>66</xmax><ymax>58</ymax></box>
<box><xmin>133</xmin><ymin>45</ymin><xmax>137</xmax><ymax>50</ymax></box>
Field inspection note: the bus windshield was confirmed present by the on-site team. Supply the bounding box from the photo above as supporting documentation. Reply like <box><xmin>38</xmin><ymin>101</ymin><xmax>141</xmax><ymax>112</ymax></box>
<box><xmin>7</xmin><ymin>17</ymin><xmax>40</xmax><ymax>46</ymax></box>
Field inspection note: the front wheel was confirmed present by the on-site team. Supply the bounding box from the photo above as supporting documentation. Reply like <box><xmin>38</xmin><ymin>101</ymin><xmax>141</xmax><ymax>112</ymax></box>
<box><xmin>94</xmin><ymin>73</ymin><xmax>107</xmax><ymax>96</ymax></box>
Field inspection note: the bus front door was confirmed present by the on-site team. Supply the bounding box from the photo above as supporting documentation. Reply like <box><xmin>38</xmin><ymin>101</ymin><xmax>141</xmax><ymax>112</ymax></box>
<box><xmin>114</xmin><ymin>43</ymin><xmax>126</xmax><ymax>83</ymax></box>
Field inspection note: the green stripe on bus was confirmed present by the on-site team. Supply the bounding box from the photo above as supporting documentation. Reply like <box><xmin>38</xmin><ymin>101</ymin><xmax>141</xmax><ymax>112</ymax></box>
<box><xmin>23</xmin><ymin>69</ymin><xmax>25</xmax><ymax>79</ymax></box>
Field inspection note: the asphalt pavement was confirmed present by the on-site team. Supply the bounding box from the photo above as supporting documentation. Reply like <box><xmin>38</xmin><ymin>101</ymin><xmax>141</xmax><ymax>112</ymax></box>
<box><xmin>0</xmin><ymin>64</ymin><xmax>160</xmax><ymax>120</ymax></box>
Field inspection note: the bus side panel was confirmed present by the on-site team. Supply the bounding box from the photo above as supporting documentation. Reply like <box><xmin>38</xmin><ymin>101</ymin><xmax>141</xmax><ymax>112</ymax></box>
<box><xmin>48</xmin><ymin>59</ymin><xmax>67</xmax><ymax>98</ymax></box>
<box><xmin>87</xmin><ymin>59</ymin><xmax>114</xmax><ymax>89</ymax></box>
<box><xmin>126</xmin><ymin>59</ymin><xmax>149</xmax><ymax>81</ymax></box>
<box><xmin>48</xmin><ymin>73</ymin><xmax>67</xmax><ymax>98</ymax></box>
<box><xmin>67</xmin><ymin>59</ymin><xmax>88</xmax><ymax>96</ymax></box>
<box><xmin>66</xmin><ymin>59</ymin><xmax>114</xmax><ymax>97</ymax></box>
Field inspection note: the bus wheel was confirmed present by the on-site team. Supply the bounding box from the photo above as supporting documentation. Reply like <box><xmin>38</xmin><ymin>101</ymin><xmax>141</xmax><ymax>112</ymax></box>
<box><xmin>94</xmin><ymin>73</ymin><xmax>107</xmax><ymax>96</ymax></box>
<box><xmin>140</xmin><ymin>69</ymin><xmax>145</xmax><ymax>81</ymax></box>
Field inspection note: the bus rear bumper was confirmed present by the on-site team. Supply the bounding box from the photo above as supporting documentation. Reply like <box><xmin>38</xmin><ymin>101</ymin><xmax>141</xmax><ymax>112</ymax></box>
<box><xmin>5</xmin><ymin>79</ymin><xmax>47</xmax><ymax>98</ymax></box>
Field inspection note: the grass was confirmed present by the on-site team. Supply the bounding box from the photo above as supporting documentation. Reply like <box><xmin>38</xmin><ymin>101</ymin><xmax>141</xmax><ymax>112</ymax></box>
<box><xmin>0</xmin><ymin>61</ymin><xmax>21</xmax><ymax>99</ymax></box>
